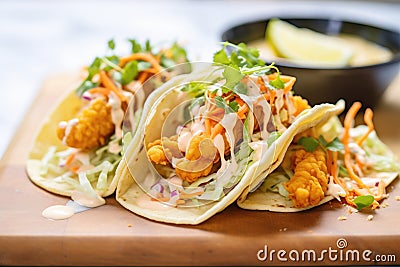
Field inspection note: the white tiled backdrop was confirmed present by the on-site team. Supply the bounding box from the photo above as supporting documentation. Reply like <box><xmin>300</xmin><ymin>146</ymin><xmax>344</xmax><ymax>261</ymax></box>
<box><xmin>0</xmin><ymin>0</ymin><xmax>399</xmax><ymax>157</ymax></box>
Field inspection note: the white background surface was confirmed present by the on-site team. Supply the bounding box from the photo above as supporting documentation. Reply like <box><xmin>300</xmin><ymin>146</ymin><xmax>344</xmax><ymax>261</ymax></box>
<box><xmin>0</xmin><ymin>0</ymin><xmax>399</xmax><ymax>158</ymax></box>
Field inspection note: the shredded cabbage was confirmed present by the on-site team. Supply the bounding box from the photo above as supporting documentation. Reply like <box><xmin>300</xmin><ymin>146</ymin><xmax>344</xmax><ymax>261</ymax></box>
<box><xmin>259</xmin><ymin>170</ymin><xmax>289</xmax><ymax>197</ymax></box>
<box><xmin>353</xmin><ymin>125</ymin><xmax>400</xmax><ymax>172</ymax></box>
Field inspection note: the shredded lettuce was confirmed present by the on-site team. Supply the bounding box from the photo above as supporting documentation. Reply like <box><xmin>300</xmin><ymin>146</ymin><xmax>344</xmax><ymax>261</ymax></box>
<box><xmin>259</xmin><ymin>170</ymin><xmax>289</xmax><ymax>197</ymax></box>
<box><xmin>353</xmin><ymin>126</ymin><xmax>400</xmax><ymax>172</ymax></box>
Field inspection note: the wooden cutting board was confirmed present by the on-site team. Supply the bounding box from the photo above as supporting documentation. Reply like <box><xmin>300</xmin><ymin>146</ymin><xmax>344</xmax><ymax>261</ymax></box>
<box><xmin>1</xmin><ymin>73</ymin><xmax>400</xmax><ymax>266</ymax></box>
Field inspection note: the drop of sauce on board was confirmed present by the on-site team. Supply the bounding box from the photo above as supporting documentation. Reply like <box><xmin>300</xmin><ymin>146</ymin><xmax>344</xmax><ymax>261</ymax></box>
<box><xmin>42</xmin><ymin>205</ymin><xmax>74</xmax><ymax>220</ymax></box>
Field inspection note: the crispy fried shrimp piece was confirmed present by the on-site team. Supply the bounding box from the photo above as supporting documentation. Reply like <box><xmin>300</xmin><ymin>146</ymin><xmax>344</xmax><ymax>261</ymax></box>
<box><xmin>291</xmin><ymin>96</ymin><xmax>310</xmax><ymax>116</ymax></box>
<box><xmin>284</xmin><ymin>148</ymin><xmax>329</xmax><ymax>208</ymax></box>
<box><xmin>57</xmin><ymin>97</ymin><xmax>114</xmax><ymax>150</ymax></box>
<box><xmin>176</xmin><ymin>135</ymin><xmax>218</xmax><ymax>183</ymax></box>
<box><xmin>147</xmin><ymin>135</ymin><xmax>182</xmax><ymax>165</ymax></box>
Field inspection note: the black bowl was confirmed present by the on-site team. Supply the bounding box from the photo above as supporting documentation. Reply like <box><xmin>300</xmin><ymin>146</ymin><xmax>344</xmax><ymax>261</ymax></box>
<box><xmin>221</xmin><ymin>18</ymin><xmax>400</xmax><ymax>108</ymax></box>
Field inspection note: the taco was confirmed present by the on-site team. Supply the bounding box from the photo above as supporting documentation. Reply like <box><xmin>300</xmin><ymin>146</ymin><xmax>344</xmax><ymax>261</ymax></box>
<box><xmin>238</xmin><ymin>102</ymin><xmax>400</xmax><ymax>212</ymax></box>
<box><xmin>115</xmin><ymin>43</ymin><xmax>345</xmax><ymax>224</ymax></box>
<box><xmin>27</xmin><ymin>39</ymin><xmax>189</xmax><ymax>206</ymax></box>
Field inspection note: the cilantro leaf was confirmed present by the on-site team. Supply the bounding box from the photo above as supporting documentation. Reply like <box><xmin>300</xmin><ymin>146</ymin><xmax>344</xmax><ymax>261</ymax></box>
<box><xmin>181</xmin><ymin>82</ymin><xmax>209</xmax><ymax>98</ymax></box>
<box><xmin>121</xmin><ymin>61</ymin><xmax>138</xmax><ymax>85</ymax></box>
<box><xmin>299</xmin><ymin>135</ymin><xmax>344</xmax><ymax>153</ymax></box>
<box><xmin>168</xmin><ymin>42</ymin><xmax>188</xmax><ymax>63</ymax></box>
<box><xmin>228</xmin><ymin>101</ymin><xmax>240</xmax><ymax>112</ymax></box>
<box><xmin>145</xmin><ymin>39</ymin><xmax>152</xmax><ymax>52</ymax></box>
<box><xmin>75</xmin><ymin>80</ymin><xmax>99</xmax><ymax>97</ymax></box>
<box><xmin>269</xmin><ymin>74</ymin><xmax>285</xmax><ymax>89</ymax></box>
<box><xmin>298</xmin><ymin>136</ymin><xmax>320</xmax><ymax>152</ymax></box>
<box><xmin>129</xmin><ymin>39</ymin><xmax>142</xmax><ymax>53</ymax></box>
<box><xmin>87</xmin><ymin>57</ymin><xmax>102</xmax><ymax>80</ymax></box>
<box><xmin>137</xmin><ymin>61</ymin><xmax>152</xmax><ymax>71</ymax></box>
<box><xmin>215</xmin><ymin>96</ymin><xmax>238</xmax><ymax>113</ymax></box>
<box><xmin>222</xmin><ymin>66</ymin><xmax>244</xmax><ymax>93</ymax></box>
<box><xmin>102</xmin><ymin>55</ymin><xmax>120</xmax><ymax>71</ymax></box>
<box><xmin>353</xmin><ymin>195</ymin><xmax>375</xmax><ymax>210</ymax></box>
<box><xmin>213</xmin><ymin>48</ymin><xmax>230</xmax><ymax>65</ymax></box>
<box><xmin>108</xmin><ymin>39</ymin><xmax>115</xmax><ymax>50</ymax></box>
<box><xmin>326</xmin><ymin>137</ymin><xmax>344</xmax><ymax>152</ymax></box>
<box><xmin>318</xmin><ymin>135</ymin><xmax>328</xmax><ymax>147</ymax></box>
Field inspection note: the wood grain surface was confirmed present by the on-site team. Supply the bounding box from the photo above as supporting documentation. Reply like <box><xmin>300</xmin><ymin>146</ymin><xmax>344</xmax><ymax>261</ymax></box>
<box><xmin>0</xmin><ymin>73</ymin><xmax>399</xmax><ymax>266</ymax></box>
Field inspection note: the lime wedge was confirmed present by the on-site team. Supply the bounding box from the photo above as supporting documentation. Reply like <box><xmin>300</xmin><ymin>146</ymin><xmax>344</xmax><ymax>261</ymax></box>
<box><xmin>266</xmin><ymin>19</ymin><xmax>354</xmax><ymax>67</ymax></box>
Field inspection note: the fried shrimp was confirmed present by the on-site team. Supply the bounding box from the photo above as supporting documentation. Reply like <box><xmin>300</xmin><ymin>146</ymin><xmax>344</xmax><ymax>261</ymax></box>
<box><xmin>57</xmin><ymin>97</ymin><xmax>114</xmax><ymax>150</ymax></box>
<box><xmin>285</xmin><ymin>148</ymin><xmax>329</xmax><ymax>208</ymax></box>
<box><xmin>175</xmin><ymin>135</ymin><xmax>218</xmax><ymax>183</ymax></box>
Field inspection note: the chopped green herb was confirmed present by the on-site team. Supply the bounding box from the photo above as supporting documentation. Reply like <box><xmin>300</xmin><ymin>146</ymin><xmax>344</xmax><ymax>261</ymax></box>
<box><xmin>145</xmin><ymin>39</ymin><xmax>152</xmax><ymax>52</ymax></box>
<box><xmin>298</xmin><ymin>136</ymin><xmax>320</xmax><ymax>152</ymax></box>
<box><xmin>215</xmin><ymin>96</ymin><xmax>239</xmax><ymax>113</ymax></box>
<box><xmin>213</xmin><ymin>48</ymin><xmax>230</xmax><ymax>65</ymax></box>
<box><xmin>108</xmin><ymin>39</ymin><xmax>115</xmax><ymax>50</ymax></box>
<box><xmin>87</xmin><ymin>57</ymin><xmax>102</xmax><ymax>80</ymax></box>
<box><xmin>298</xmin><ymin>135</ymin><xmax>344</xmax><ymax>153</ymax></box>
<box><xmin>325</xmin><ymin>137</ymin><xmax>344</xmax><ymax>152</ymax></box>
<box><xmin>102</xmin><ymin>55</ymin><xmax>121</xmax><ymax>71</ymax></box>
<box><xmin>181</xmin><ymin>82</ymin><xmax>209</xmax><ymax>98</ymax></box>
<box><xmin>214</xmin><ymin>42</ymin><xmax>286</xmax><ymax>92</ymax></box>
<box><xmin>228</xmin><ymin>101</ymin><xmax>240</xmax><ymax>112</ymax></box>
<box><xmin>353</xmin><ymin>195</ymin><xmax>375</xmax><ymax>210</ymax></box>
<box><xmin>75</xmin><ymin>80</ymin><xmax>99</xmax><ymax>97</ymax></box>
<box><xmin>121</xmin><ymin>61</ymin><xmax>138</xmax><ymax>85</ymax></box>
<box><xmin>137</xmin><ymin>61</ymin><xmax>152</xmax><ymax>71</ymax></box>
<box><xmin>222</xmin><ymin>66</ymin><xmax>244</xmax><ymax>93</ymax></box>
<box><xmin>269</xmin><ymin>73</ymin><xmax>285</xmax><ymax>89</ymax></box>
<box><xmin>128</xmin><ymin>39</ymin><xmax>142</xmax><ymax>53</ymax></box>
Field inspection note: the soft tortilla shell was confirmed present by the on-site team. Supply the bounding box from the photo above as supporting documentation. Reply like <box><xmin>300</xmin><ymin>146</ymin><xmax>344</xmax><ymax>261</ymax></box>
<box><xmin>116</xmin><ymin>82</ymin><xmax>346</xmax><ymax>224</ymax></box>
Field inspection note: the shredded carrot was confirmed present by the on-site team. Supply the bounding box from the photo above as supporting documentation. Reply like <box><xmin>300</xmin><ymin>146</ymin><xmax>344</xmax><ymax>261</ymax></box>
<box><xmin>69</xmin><ymin>166</ymin><xmax>80</xmax><ymax>173</ymax></box>
<box><xmin>87</xmin><ymin>87</ymin><xmax>111</xmax><ymax>96</ymax></box>
<box><xmin>283</xmin><ymin>76</ymin><xmax>296</xmax><ymax>93</ymax></box>
<box><xmin>99</xmin><ymin>71</ymin><xmax>127</xmax><ymax>102</ymax></box>
<box><xmin>356</xmin><ymin>108</ymin><xmax>374</xmax><ymax>146</ymax></box>
<box><xmin>65</xmin><ymin>153</ymin><xmax>75</xmax><ymax>166</ymax></box>
<box><xmin>144</xmin><ymin>68</ymin><xmax>159</xmax><ymax>74</ymax></box>
<box><xmin>179</xmin><ymin>190</ymin><xmax>204</xmax><ymax>199</ymax></box>
<box><xmin>119</xmin><ymin>52</ymin><xmax>162</xmax><ymax>72</ymax></box>
<box><xmin>137</xmin><ymin>71</ymin><xmax>149</xmax><ymax>84</ymax></box>
<box><xmin>176</xmin><ymin>199</ymin><xmax>186</xmax><ymax>205</ymax></box>
<box><xmin>269</xmin><ymin>90</ymin><xmax>276</xmax><ymax>106</ymax></box>
<box><xmin>257</xmin><ymin>76</ymin><xmax>268</xmax><ymax>93</ymax></box>
<box><xmin>205</xmin><ymin>117</ymin><xmax>212</xmax><ymax>137</ymax></box>
<box><xmin>342</xmin><ymin>102</ymin><xmax>369</xmax><ymax>189</ymax></box>
<box><xmin>211</xmin><ymin>123</ymin><xmax>224</xmax><ymax>139</ymax></box>
<box><xmin>237</xmin><ymin>103</ymin><xmax>249</xmax><ymax>120</ymax></box>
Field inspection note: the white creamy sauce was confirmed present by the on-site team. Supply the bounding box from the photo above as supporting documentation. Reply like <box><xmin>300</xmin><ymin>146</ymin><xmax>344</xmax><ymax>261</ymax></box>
<box><xmin>108</xmin><ymin>92</ymin><xmax>124</xmax><ymax>139</ymax></box>
<box><xmin>248</xmin><ymin>141</ymin><xmax>268</xmax><ymax>162</ymax></box>
<box><xmin>256</xmin><ymin>95</ymin><xmax>272</xmax><ymax>140</ymax></box>
<box><xmin>60</xmin><ymin>118</ymin><xmax>79</xmax><ymax>145</ymax></box>
<box><xmin>71</xmin><ymin>190</ymin><xmax>106</xmax><ymax>208</ymax></box>
<box><xmin>327</xmin><ymin>176</ymin><xmax>346</xmax><ymax>201</ymax></box>
<box><xmin>42</xmin><ymin>205</ymin><xmax>74</xmax><ymax>220</ymax></box>
<box><xmin>220</xmin><ymin>113</ymin><xmax>238</xmax><ymax>165</ymax></box>
<box><xmin>177</xmin><ymin>129</ymin><xmax>191</xmax><ymax>153</ymax></box>
<box><xmin>360</xmin><ymin>177</ymin><xmax>381</xmax><ymax>187</ymax></box>
<box><xmin>213</xmin><ymin>134</ymin><xmax>226</xmax><ymax>170</ymax></box>
<box><xmin>285</xmin><ymin>92</ymin><xmax>296</xmax><ymax>120</ymax></box>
